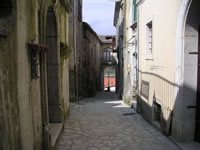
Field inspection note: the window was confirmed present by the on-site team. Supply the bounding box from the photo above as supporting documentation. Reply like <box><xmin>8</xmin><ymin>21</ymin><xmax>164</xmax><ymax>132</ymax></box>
<box><xmin>78</xmin><ymin>0</ymin><xmax>82</xmax><ymax>21</ymax></box>
<box><xmin>0</xmin><ymin>0</ymin><xmax>15</xmax><ymax>37</ymax></box>
<box><xmin>0</xmin><ymin>0</ymin><xmax>12</xmax><ymax>18</ymax></box>
<box><xmin>132</xmin><ymin>0</ymin><xmax>137</xmax><ymax>23</ymax></box>
<box><xmin>146</xmin><ymin>21</ymin><xmax>153</xmax><ymax>57</ymax></box>
<box><xmin>104</xmin><ymin>48</ymin><xmax>113</xmax><ymax>62</ymax></box>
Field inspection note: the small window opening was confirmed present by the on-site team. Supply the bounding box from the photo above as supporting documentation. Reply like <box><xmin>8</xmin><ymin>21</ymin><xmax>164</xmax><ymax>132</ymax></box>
<box><xmin>146</xmin><ymin>21</ymin><xmax>153</xmax><ymax>55</ymax></box>
<box><xmin>153</xmin><ymin>102</ymin><xmax>161</xmax><ymax>123</ymax></box>
<box><xmin>0</xmin><ymin>1</ymin><xmax>13</xmax><ymax>18</ymax></box>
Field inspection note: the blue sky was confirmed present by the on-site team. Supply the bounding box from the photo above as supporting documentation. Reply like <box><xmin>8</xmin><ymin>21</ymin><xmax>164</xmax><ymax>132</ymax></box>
<box><xmin>83</xmin><ymin>0</ymin><xmax>116</xmax><ymax>35</ymax></box>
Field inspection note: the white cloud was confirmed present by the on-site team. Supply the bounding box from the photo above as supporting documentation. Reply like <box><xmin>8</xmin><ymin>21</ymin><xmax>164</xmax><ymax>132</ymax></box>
<box><xmin>83</xmin><ymin>0</ymin><xmax>116</xmax><ymax>35</ymax></box>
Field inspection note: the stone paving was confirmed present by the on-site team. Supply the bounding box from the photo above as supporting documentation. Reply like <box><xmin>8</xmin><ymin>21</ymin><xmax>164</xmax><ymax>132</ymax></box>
<box><xmin>55</xmin><ymin>92</ymin><xmax>180</xmax><ymax>150</ymax></box>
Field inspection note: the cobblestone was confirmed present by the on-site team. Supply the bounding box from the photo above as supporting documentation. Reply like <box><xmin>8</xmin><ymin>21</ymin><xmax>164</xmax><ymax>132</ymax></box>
<box><xmin>55</xmin><ymin>92</ymin><xmax>179</xmax><ymax>150</ymax></box>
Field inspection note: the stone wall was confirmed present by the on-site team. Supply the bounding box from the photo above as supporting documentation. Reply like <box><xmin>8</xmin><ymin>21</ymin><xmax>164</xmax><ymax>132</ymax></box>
<box><xmin>82</xmin><ymin>22</ymin><xmax>103</xmax><ymax>97</ymax></box>
<box><xmin>68</xmin><ymin>0</ymin><xmax>83</xmax><ymax>102</ymax></box>
<box><xmin>0</xmin><ymin>0</ymin><xmax>72</xmax><ymax>149</ymax></box>
<box><xmin>114</xmin><ymin>0</ymin><xmax>125</xmax><ymax>99</ymax></box>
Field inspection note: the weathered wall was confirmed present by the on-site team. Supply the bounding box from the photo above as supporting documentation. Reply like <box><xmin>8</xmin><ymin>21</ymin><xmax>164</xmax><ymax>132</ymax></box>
<box><xmin>136</xmin><ymin>0</ymin><xmax>199</xmax><ymax>142</ymax></box>
<box><xmin>137</xmin><ymin>0</ymin><xmax>180</xmax><ymax>133</ymax></box>
<box><xmin>82</xmin><ymin>22</ymin><xmax>103</xmax><ymax>97</ymax></box>
<box><xmin>0</xmin><ymin>1</ymin><xmax>21</xmax><ymax>149</ymax></box>
<box><xmin>172</xmin><ymin>0</ymin><xmax>200</xmax><ymax>141</ymax></box>
<box><xmin>0</xmin><ymin>0</ymin><xmax>72</xmax><ymax>149</ymax></box>
<box><xmin>114</xmin><ymin>0</ymin><xmax>124</xmax><ymax>99</ymax></box>
<box><xmin>123</xmin><ymin>0</ymin><xmax>137</xmax><ymax>103</ymax></box>
<box><xmin>17</xmin><ymin>0</ymin><xmax>42</xmax><ymax>149</ymax></box>
<box><xmin>68</xmin><ymin>0</ymin><xmax>83</xmax><ymax>101</ymax></box>
<box><xmin>58</xmin><ymin>1</ymin><xmax>71</xmax><ymax>119</ymax></box>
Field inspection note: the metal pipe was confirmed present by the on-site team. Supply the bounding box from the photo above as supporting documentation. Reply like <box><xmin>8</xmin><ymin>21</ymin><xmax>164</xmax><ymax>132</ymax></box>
<box><xmin>73</xmin><ymin>0</ymin><xmax>77</xmax><ymax>101</ymax></box>
<box><xmin>136</xmin><ymin>1</ymin><xmax>140</xmax><ymax>112</ymax></box>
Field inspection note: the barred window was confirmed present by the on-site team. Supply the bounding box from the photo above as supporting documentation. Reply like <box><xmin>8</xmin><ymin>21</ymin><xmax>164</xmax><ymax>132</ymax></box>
<box><xmin>104</xmin><ymin>48</ymin><xmax>113</xmax><ymax>61</ymax></box>
<box><xmin>146</xmin><ymin>22</ymin><xmax>153</xmax><ymax>55</ymax></box>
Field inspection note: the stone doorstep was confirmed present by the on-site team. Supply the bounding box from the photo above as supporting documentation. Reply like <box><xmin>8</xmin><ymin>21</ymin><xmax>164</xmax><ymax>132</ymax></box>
<box><xmin>169</xmin><ymin>137</ymin><xmax>200</xmax><ymax>150</ymax></box>
<box><xmin>50</xmin><ymin>123</ymin><xmax>64</xmax><ymax>149</ymax></box>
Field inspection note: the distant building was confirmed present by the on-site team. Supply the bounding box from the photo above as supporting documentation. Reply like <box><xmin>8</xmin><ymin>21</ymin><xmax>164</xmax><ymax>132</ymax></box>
<box><xmin>81</xmin><ymin>22</ymin><xmax>103</xmax><ymax>97</ymax></box>
<box><xmin>114</xmin><ymin>0</ymin><xmax>124</xmax><ymax>98</ymax></box>
<box><xmin>100</xmin><ymin>35</ymin><xmax>118</xmax><ymax>92</ymax></box>
<box><xmin>114</xmin><ymin>0</ymin><xmax>138</xmax><ymax>101</ymax></box>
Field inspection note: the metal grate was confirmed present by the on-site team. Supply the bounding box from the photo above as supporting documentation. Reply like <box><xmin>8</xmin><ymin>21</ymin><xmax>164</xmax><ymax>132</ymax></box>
<box><xmin>123</xmin><ymin>112</ymin><xmax>136</xmax><ymax>116</ymax></box>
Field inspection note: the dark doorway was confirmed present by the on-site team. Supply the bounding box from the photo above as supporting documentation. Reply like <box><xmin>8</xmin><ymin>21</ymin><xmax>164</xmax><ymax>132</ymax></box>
<box><xmin>46</xmin><ymin>7</ymin><xmax>62</xmax><ymax>123</ymax></box>
<box><xmin>196</xmin><ymin>27</ymin><xmax>200</xmax><ymax>142</ymax></box>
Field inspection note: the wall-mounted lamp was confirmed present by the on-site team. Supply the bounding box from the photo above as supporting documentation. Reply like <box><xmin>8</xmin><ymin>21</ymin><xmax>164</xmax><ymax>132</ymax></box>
<box><xmin>28</xmin><ymin>43</ymin><xmax>48</xmax><ymax>79</ymax></box>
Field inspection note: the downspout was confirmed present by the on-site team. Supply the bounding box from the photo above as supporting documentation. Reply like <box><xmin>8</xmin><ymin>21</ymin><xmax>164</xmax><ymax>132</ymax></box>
<box><xmin>73</xmin><ymin>0</ymin><xmax>77</xmax><ymax>101</ymax></box>
<box><xmin>136</xmin><ymin>0</ymin><xmax>140</xmax><ymax>113</ymax></box>
<box><xmin>122</xmin><ymin>0</ymin><xmax>127</xmax><ymax>99</ymax></box>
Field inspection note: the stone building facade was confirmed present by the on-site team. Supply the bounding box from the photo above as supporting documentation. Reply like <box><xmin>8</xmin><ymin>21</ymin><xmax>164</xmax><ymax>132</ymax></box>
<box><xmin>115</xmin><ymin>0</ymin><xmax>200</xmax><ymax>143</ymax></box>
<box><xmin>82</xmin><ymin>22</ymin><xmax>104</xmax><ymax>97</ymax></box>
<box><xmin>122</xmin><ymin>0</ymin><xmax>138</xmax><ymax>103</ymax></box>
<box><xmin>100</xmin><ymin>35</ymin><xmax>117</xmax><ymax>91</ymax></box>
<box><xmin>68</xmin><ymin>2</ymin><xmax>104</xmax><ymax>100</ymax></box>
<box><xmin>0</xmin><ymin>0</ymin><xmax>72</xmax><ymax>149</ymax></box>
<box><xmin>68</xmin><ymin>0</ymin><xmax>83</xmax><ymax>102</ymax></box>
<box><xmin>136</xmin><ymin>0</ymin><xmax>200</xmax><ymax>142</ymax></box>
<box><xmin>114</xmin><ymin>1</ymin><xmax>125</xmax><ymax>98</ymax></box>
<box><xmin>114</xmin><ymin>0</ymin><xmax>138</xmax><ymax>102</ymax></box>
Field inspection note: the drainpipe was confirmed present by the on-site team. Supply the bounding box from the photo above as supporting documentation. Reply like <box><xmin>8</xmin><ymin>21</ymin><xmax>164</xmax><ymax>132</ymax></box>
<box><xmin>108</xmin><ymin>71</ymin><xmax>110</xmax><ymax>91</ymax></box>
<box><xmin>136</xmin><ymin>1</ymin><xmax>140</xmax><ymax>113</ymax></box>
<box><xmin>122</xmin><ymin>0</ymin><xmax>127</xmax><ymax>99</ymax></box>
<box><xmin>73</xmin><ymin>0</ymin><xmax>77</xmax><ymax>101</ymax></box>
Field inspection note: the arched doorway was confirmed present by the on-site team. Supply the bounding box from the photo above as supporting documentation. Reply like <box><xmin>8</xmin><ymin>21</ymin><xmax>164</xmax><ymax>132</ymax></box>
<box><xmin>184</xmin><ymin>0</ymin><xmax>200</xmax><ymax>142</ymax></box>
<box><xmin>175</xmin><ymin>0</ymin><xmax>200</xmax><ymax>142</ymax></box>
<box><xmin>46</xmin><ymin>7</ymin><xmax>62</xmax><ymax>123</ymax></box>
<box><xmin>103</xmin><ymin>47</ymin><xmax>117</xmax><ymax>92</ymax></box>
<box><xmin>104</xmin><ymin>66</ymin><xmax>116</xmax><ymax>92</ymax></box>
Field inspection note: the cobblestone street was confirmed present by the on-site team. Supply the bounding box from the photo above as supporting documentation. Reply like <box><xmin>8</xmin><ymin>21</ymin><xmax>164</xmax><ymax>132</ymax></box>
<box><xmin>55</xmin><ymin>92</ymin><xmax>179</xmax><ymax>150</ymax></box>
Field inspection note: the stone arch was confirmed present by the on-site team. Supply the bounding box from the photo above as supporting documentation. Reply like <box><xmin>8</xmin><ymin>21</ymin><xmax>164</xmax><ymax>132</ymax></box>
<box><xmin>174</xmin><ymin>0</ymin><xmax>200</xmax><ymax>142</ymax></box>
<box><xmin>46</xmin><ymin>6</ymin><xmax>62</xmax><ymax>123</ymax></box>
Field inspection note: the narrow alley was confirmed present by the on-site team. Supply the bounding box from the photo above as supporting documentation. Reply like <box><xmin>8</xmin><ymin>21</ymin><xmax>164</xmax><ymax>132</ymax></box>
<box><xmin>2</xmin><ymin>0</ymin><xmax>200</xmax><ymax>150</ymax></box>
<box><xmin>55</xmin><ymin>92</ymin><xmax>179</xmax><ymax>150</ymax></box>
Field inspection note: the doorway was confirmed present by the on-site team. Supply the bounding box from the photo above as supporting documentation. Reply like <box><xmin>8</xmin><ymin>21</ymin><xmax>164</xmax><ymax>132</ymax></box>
<box><xmin>183</xmin><ymin>0</ymin><xmax>200</xmax><ymax>142</ymax></box>
<box><xmin>104</xmin><ymin>66</ymin><xmax>116</xmax><ymax>92</ymax></box>
<box><xmin>196</xmin><ymin>27</ymin><xmax>200</xmax><ymax>142</ymax></box>
<box><xmin>46</xmin><ymin>7</ymin><xmax>62</xmax><ymax>123</ymax></box>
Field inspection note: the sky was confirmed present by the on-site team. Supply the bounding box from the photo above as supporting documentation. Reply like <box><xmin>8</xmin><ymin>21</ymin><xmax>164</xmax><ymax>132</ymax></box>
<box><xmin>83</xmin><ymin>0</ymin><xmax>116</xmax><ymax>35</ymax></box>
